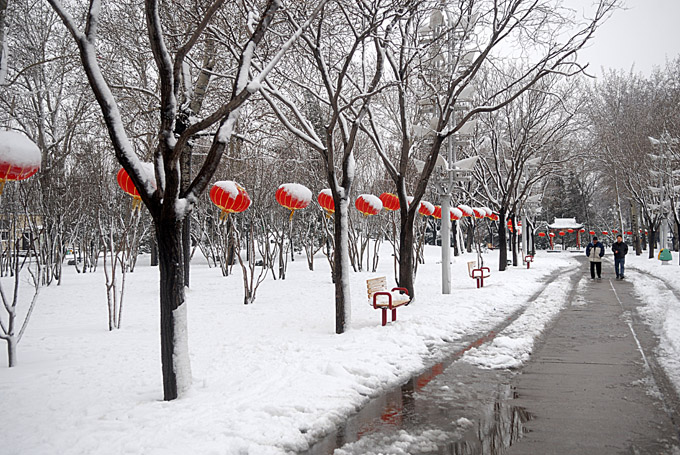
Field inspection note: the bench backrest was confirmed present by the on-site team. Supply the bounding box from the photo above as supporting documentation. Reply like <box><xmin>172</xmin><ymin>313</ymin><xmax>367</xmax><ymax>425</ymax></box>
<box><xmin>467</xmin><ymin>261</ymin><xmax>477</xmax><ymax>277</ymax></box>
<box><xmin>367</xmin><ymin>276</ymin><xmax>387</xmax><ymax>300</ymax></box>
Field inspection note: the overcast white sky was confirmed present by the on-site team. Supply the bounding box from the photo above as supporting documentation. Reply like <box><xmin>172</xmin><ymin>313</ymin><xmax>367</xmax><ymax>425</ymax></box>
<box><xmin>567</xmin><ymin>0</ymin><xmax>680</xmax><ymax>75</ymax></box>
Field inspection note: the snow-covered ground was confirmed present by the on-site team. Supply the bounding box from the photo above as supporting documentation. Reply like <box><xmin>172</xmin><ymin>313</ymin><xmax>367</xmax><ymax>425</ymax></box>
<box><xmin>0</xmin><ymin>246</ymin><xmax>574</xmax><ymax>454</ymax></box>
<box><xmin>625</xmin><ymin>253</ymin><xmax>680</xmax><ymax>396</ymax></box>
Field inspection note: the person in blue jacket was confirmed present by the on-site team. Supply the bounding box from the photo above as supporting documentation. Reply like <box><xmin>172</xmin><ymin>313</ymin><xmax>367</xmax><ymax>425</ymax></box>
<box><xmin>586</xmin><ymin>236</ymin><xmax>605</xmax><ymax>280</ymax></box>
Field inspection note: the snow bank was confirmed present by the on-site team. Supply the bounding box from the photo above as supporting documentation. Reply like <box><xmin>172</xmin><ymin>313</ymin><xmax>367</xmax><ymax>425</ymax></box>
<box><xmin>626</xmin><ymin>255</ymin><xmax>680</xmax><ymax>394</ymax></box>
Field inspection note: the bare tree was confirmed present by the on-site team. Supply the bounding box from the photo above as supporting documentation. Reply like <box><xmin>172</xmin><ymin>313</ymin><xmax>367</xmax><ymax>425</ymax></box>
<box><xmin>260</xmin><ymin>1</ymin><xmax>399</xmax><ymax>333</ymax></box>
<box><xmin>365</xmin><ymin>0</ymin><xmax>618</xmax><ymax>295</ymax></box>
<box><xmin>46</xmin><ymin>0</ymin><xmax>326</xmax><ymax>400</ymax></box>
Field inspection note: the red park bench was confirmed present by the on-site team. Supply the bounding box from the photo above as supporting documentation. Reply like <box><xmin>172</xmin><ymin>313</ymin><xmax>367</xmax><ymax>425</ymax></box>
<box><xmin>367</xmin><ymin>276</ymin><xmax>411</xmax><ymax>326</ymax></box>
<box><xmin>467</xmin><ymin>261</ymin><xmax>490</xmax><ymax>288</ymax></box>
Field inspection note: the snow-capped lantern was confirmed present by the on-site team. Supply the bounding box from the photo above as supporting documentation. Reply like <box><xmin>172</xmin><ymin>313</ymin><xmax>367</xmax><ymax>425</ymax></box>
<box><xmin>432</xmin><ymin>206</ymin><xmax>442</xmax><ymax>220</ymax></box>
<box><xmin>489</xmin><ymin>213</ymin><xmax>499</xmax><ymax>221</ymax></box>
<box><xmin>317</xmin><ymin>189</ymin><xmax>334</xmax><ymax>216</ymax></box>
<box><xmin>549</xmin><ymin>232</ymin><xmax>555</xmax><ymax>238</ymax></box>
<box><xmin>589</xmin><ymin>230</ymin><xmax>595</xmax><ymax>235</ymax></box>
<box><xmin>602</xmin><ymin>230</ymin><xmax>609</xmax><ymax>235</ymax></box>
<box><xmin>450</xmin><ymin>207</ymin><xmax>463</xmax><ymax>221</ymax></box>
<box><xmin>580</xmin><ymin>229</ymin><xmax>586</xmax><ymax>233</ymax></box>
<box><xmin>538</xmin><ymin>232</ymin><xmax>546</xmax><ymax>237</ymax></box>
<box><xmin>116</xmin><ymin>163</ymin><xmax>156</xmax><ymax>211</ymax></box>
<box><xmin>355</xmin><ymin>194</ymin><xmax>382</xmax><ymax>216</ymax></box>
<box><xmin>210</xmin><ymin>181</ymin><xmax>251</xmax><ymax>221</ymax></box>
<box><xmin>457</xmin><ymin>205</ymin><xmax>474</xmax><ymax>217</ymax></box>
<box><xmin>419</xmin><ymin>201</ymin><xmax>435</xmax><ymax>217</ymax></box>
<box><xmin>472</xmin><ymin>207</ymin><xmax>486</xmax><ymax>219</ymax></box>
<box><xmin>0</xmin><ymin>131</ymin><xmax>41</xmax><ymax>195</ymax></box>
<box><xmin>276</xmin><ymin>183</ymin><xmax>312</xmax><ymax>220</ymax></box>
<box><xmin>379</xmin><ymin>192</ymin><xmax>400</xmax><ymax>211</ymax></box>
<box><xmin>481</xmin><ymin>207</ymin><xmax>493</xmax><ymax>218</ymax></box>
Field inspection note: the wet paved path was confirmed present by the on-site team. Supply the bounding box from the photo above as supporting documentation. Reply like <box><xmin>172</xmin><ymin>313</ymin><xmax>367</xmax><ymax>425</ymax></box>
<box><xmin>305</xmin><ymin>259</ymin><xmax>680</xmax><ymax>454</ymax></box>
<box><xmin>508</xmin><ymin>259</ymin><xmax>680</xmax><ymax>454</ymax></box>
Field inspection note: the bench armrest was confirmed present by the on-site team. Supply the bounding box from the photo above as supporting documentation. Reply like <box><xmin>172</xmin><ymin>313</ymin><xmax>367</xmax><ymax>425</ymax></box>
<box><xmin>391</xmin><ymin>287</ymin><xmax>409</xmax><ymax>296</ymax></box>
<box><xmin>471</xmin><ymin>267</ymin><xmax>491</xmax><ymax>279</ymax></box>
<box><xmin>373</xmin><ymin>291</ymin><xmax>393</xmax><ymax>309</ymax></box>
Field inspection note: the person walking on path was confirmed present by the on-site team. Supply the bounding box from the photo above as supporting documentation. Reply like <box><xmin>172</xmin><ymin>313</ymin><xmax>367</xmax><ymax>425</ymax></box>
<box><xmin>586</xmin><ymin>236</ymin><xmax>605</xmax><ymax>279</ymax></box>
<box><xmin>612</xmin><ymin>234</ymin><xmax>629</xmax><ymax>279</ymax></box>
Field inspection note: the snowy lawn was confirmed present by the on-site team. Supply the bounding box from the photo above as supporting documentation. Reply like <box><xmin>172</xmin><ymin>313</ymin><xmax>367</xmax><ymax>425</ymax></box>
<box><xmin>625</xmin><ymin>253</ymin><xmax>680</xmax><ymax>396</ymax></box>
<box><xmin>1</xmin><ymin>246</ymin><xmax>575</xmax><ymax>454</ymax></box>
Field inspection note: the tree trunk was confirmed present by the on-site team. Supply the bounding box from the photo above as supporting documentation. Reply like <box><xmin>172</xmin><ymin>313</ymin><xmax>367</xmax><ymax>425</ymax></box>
<box><xmin>648</xmin><ymin>227</ymin><xmax>656</xmax><ymax>259</ymax></box>
<box><xmin>155</xmin><ymin>219</ymin><xmax>191</xmax><ymax>401</ymax></box>
<box><xmin>631</xmin><ymin>202</ymin><xmax>641</xmax><ymax>255</ymax></box>
<box><xmin>498</xmin><ymin>207</ymin><xmax>508</xmax><ymax>271</ymax></box>
<box><xmin>452</xmin><ymin>220</ymin><xmax>459</xmax><ymax>256</ymax></box>
<box><xmin>6</xmin><ymin>335</ymin><xmax>16</xmax><ymax>367</ymax></box>
<box><xmin>333</xmin><ymin>196</ymin><xmax>351</xmax><ymax>334</ymax></box>
<box><xmin>150</xmin><ymin>236</ymin><xmax>159</xmax><ymax>266</ymax></box>
<box><xmin>397</xmin><ymin>205</ymin><xmax>417</xmax><ymax>298</ymax></box>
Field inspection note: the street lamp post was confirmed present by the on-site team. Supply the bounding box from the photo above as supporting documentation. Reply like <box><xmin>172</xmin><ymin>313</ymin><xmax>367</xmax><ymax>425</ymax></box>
<box><xmin>416</xmin><ymin>6</ymin><xmax>477</xmax><ymax>294</ymax></box>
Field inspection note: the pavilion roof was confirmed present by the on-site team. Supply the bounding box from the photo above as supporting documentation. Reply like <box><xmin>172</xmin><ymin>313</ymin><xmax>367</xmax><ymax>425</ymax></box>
<box><xmin>548</xmin><ymin>217</ymin><xmax>584</xmax><ymax>230</ymax></box>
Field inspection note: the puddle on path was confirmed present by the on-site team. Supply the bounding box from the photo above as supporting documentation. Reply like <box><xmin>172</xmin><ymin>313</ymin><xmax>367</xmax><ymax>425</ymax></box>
<box><xmin>302</xmin><ymin>342</ymin><xmax>532</xmax><ymax>455</ymax></box>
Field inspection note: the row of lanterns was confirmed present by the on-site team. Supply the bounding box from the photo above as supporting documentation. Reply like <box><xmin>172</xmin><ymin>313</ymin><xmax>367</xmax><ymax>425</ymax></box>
<box><xmin>116</xmin><ymin>168</ymin><xmax>501</xmax><ymax>224</ymax></box>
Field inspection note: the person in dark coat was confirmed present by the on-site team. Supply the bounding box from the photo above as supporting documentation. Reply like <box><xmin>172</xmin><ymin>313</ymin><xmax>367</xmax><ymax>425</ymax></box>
<box><xmin>585</xmin><ymin>236</ymin><xmax>605</xmax><ymax>279</ymax></box>
<box><xmin>612</xmin><ymin>234</ymin><xmax>629</xmax><ymax>279</ymax></box>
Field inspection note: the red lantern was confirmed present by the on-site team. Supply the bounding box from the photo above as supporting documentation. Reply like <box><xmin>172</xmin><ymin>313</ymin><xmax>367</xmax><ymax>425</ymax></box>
<box><xmin>419</xmin><ymin>201</ymin><xmax>435</xmax><ymax>217</ymax></box>
<box><xmin>589</xmin><ymin>230</ymin><xmax>595</xmax><ymax>235</ymax></box>
<box><xmin>602</xmin><ymin>231</ymin><xmax>609</xmax><ymax>235</ymax></box>
<box><xmin>580</xmin><ymin>229</ymin><xmax>586</xmax><ymax>233</ymax></box>
<box><xmin>210</xmin><ymin>181</ymin><xmax>251</xmax><ymax>220</ymax></box>
<box><xmin>489</xmin><ymin>213</ymin><xmax>499</xmax><ymax>221</ymax></box>
<box><xmin>432</xmin><ymin>206</ymin><xmax>442</xmax><ymax>219</ymax></box>
<box><xmin>450</xmin><ymin>207</ymin><xmax>463</xmax><ymax>221</ymax></box>
<box><xmin>355</xmin><ymin>194</ymin><xmax>382</xmax><ymax>216</ymax></box>
<box><xmin>567</xmin><ymin>229</ymin><xmax>574</xmax><ymax>233</ymax></box>
<box><xmin>472</xmin><ymin>207</ymin><xmax>486</xmax><ymax>219</ymax></box>
<box><xmin>538</xmin><ymin>232</ymin><xmax>546</xmax><ymax>237</ymax></box>
<box><xmin>0</xmin><ymin>131</ymin><xmax>41</xmax><ymax>194</ymax></box>
<box><xmin>379</xmin><ymin>192</ymin><xmax>400</xmax><ymax>211</ymax></box>
<box><xmin>317</xmin><ymin>189</ymin><xmax>334</xmax><ymax>216</ymax></box>
<box><xmin>457</xmin><ymin>205</ymin><xmax>474</xmax><ymax>217</ymax></box>
<box><xmin>549</xmin><ymin>232</ymin><xmax>555</xmax><ymax>237</ymax></box>
<box><xmin>116</xmin><ymin>163</ymin><xmax>156</xmax><ymax>211</ymax></box>
<box><xmin>559</xmin><ymin>231</ymin><xmax>566</xmax><ymax>236</ymax></box>
<box><xmin>612</xmin><ymin>229</ymin><xmax>619</xmax><ymax>234</ymax></box>
<box><xmin>625</xmin><ymin>231</ymin><xmax>633</xmax><ymax>235</ymax></box>
<box><xmin>276</xmin><ymin>183</ymin><xmax>312</xmax><ymax>220</ymax></box>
